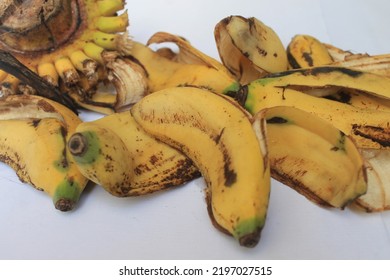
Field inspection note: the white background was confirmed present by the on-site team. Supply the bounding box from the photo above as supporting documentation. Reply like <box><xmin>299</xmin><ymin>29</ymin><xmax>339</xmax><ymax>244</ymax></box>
<box><xmin>1</xmin><ymin>0</ymin><xmax>390</xmax><ymax>260</ymax></box>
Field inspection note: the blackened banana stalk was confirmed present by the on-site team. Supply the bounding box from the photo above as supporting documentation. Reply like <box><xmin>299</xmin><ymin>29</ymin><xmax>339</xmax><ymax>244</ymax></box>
<box><xmin>0</xmin><ymin>50</ymin><xmax>78</xmax><ymax>113</ymax></box>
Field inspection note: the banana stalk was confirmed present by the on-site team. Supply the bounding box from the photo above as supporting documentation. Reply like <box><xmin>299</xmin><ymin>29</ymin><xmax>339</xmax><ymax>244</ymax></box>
<box><xmin>0</xmin><ymin>51</ymin><xmax>77</xmax><ymax>112</ymax></box>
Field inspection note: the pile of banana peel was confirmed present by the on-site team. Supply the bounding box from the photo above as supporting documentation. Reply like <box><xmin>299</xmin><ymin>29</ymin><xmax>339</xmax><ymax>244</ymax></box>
<box><xmin>1</xmin><ymin>10</ymin><xmax>390</xmax><ymax>248</ymax></box>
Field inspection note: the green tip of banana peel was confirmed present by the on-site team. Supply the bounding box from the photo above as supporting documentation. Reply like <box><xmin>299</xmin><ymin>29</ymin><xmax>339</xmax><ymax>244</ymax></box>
<box><xmin>55</xmin><ymin>199</ymin><xmax>75</xmax><ymax>212</ymax></box>
<box><xmin>239</xmin><ymin>230</ymin><xmax>262</xmax><ymax>248</ymax></box>
<box><xmin>235</xmin><ymin>217</ymin><xmax>265</xmax><ymax>248</ymax></box>
<box><xmin>52</xmin><ymin>178</ymin><xmax>82</xmax><ymax>212</ymax></box>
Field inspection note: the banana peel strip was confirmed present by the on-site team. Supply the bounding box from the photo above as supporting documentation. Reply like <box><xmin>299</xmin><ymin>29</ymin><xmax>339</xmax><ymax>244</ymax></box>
<box><xmin>353</xmin><ymin>149</ymin><xmax>390</xmax><ymax>212</ymax></box>
<box><xmin>147</xmin><ymin>31</ymin><xmax>232</xmax><ymax>74</ymax></box>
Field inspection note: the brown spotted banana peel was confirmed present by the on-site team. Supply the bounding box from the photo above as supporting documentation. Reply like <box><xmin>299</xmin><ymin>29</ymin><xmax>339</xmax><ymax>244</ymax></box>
<box><xmin>131</xmin><ymin>86</ymin><xmax>270</xmax><ymax>248</ymax></box>
<box><xmin>256</xmin><ymin>66</ymin><xmax>390</xmax><ymax>119</ymax></box>
<box><xmin>234</xmin><ymin>74</ymin><xmax>390</xmax><ymax>211</ymax></box>
<box><xmin>0</xmin><ymin>94</ymin><xmax>88</xmax><ymax>211</ymax></box>
<box><xmin>286</xmin><ymin>34</ymin><xmax>390</xmax><ymax>78</ymax></box>
<box><xmin>67</xmin><ymin>111</ymin><xmax>200</xmax><ymax>197</ymax></box>
<box><xmin>286</xmin><ymin>34</ymin><xmax>334</xmax><ymax>69</ymax></box>
<box><xmin>240</xmin><ymin>77</ymin><xmax>390</xmax><ymax>150</ymax></box>
<box><xmin>214</xmin><ymin>15</ymin><xmax>288</xmax><ymax>85</ymax></box>
<box><xmin>256</xmin><ymin>106</ymin><xmax>367</xmax><ymax>208</ymax></box>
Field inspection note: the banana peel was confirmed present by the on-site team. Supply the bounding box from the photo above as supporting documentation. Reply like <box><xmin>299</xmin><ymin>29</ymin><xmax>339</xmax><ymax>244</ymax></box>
<box><xmin>262</xmin><ymin>66</ymin><xmax>390</xmax><ymax>100</ymax></box>
<box><xmin>0</xmin><ymin>94</ymin><xmax>88</xmax><ymax>211</ymax></box>
<box><xmin>128</xmin><ymin>39</ymin><xmax>239</xmax><ymax>95</ymax></box>
<box><xmin>147</xmin><ymin>32</ymin><xmax>231</xmax><ymax>73</ymax></box>
<box><xmin>287</xmin><ymin>34</ymin><xmax>334</xmax><ymax>68</ymax></box>
<box><xmin>131</xmin><ymin>86</ymin><xmax>270</xmax><ymax>248</ymax></box>
<box><xmin>239</xmin><ymin>78</ymin><xmax>390</xmax><ymax>150</ymax></box>
<box><xmin>256</xmin><ymin>106</ymin><xmax>367</xmax><ymax>208</ymax></box>
<box><xmin>214</xmin><ymin>15</ymin><xmax>288</xmax><ymax>85</ymax></box>
<box><xmin>353</xmin><ymin>149</ymin><xmax>390</xmax><ymax>212</ymax></box>
<box><xmin>68</xmin><ymin>111</ymin><xmax>200</xmax><ymax>197</ymax></box>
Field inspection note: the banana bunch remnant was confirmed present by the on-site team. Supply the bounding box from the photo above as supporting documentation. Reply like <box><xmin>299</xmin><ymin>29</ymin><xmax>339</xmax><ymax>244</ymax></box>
<box><xmin>67</xmin><ymin>111</ymin><xmax>200</xmax><ymax>197</ymax></box>
<box><xmin>0</xmin><ymin>94</ymin><xmax>88</xmax><ymax>211</ymax></box>
<box><xmin>0</xmin><ymin>0</ymin><xmax>146</xmax><ymax>114</ymax></box>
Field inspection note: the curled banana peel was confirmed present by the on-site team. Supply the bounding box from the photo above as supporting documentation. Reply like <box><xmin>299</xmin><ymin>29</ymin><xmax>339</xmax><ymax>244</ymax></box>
<box><xmin>0</xmin><ymin>94</ymin><xmax>88</xmax><ymax>211</ymax></box>
<box><xmin>234</xmin><ymin>77</ymin><xmax>389</xmax><ymax>211</ymax></box>
<box><xmin>0</xmin><ymin>0</ymin><xmax>146</xmax><ymax>114</ymax></box>
<box><xmin>128</xmin><ymin>32</ymin><xmax>240</xmax><ymax>95</ymax></box>
<box><xmin>214</xmin><ymin>15</ymin><xmax>288</xmax><ymax>85</ymax></box>
<box><xmin>131</xmin><ymin>86</ymin><xmax>270</xmax><ymax>248</ymax></box>
<box><xmin>324</xmin><ymin>42</ymin><xmax>390</xmax><ymax>79</ymax></box>
<box><xmin>256</xmin><ymin>106</ymin><xmax>367</xmax><ymax>208</ymax></box>
<box><xmin>286</xmin><ymin>34</ymin><xmax>334</xmax><ymax>69</ymax></box>
<box><xmin>287</xmin><ymin>33</ymin><xmax>390</xmax><ymax>78</ymax></box>
<box><xmin>67</xmin><ymin>112</ymin><xmax>200</xmax><ymax>197</ymax></box>
<box><xmin>262</xmin><ymin>66</ymin><xmax>390</xmax><ymax>100</ymax></box>
<box><xmin>322</xmin><ymin>43</ymin><xmax>354</xmax><ymax>62</ymax></box>
<box><xmin>353</xmin><ymin>149</ymin><xmax>390</xmax><ymax>212</ymax></box>
<box><xmin>329</xmin><ymin>53</ymin><xmax>390</xmax><ymax>80</ymax></box>
<box><xmin>147</xmin><ymin>32</ymin><xmax>231</xmax><ymax>72</ymax></box>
